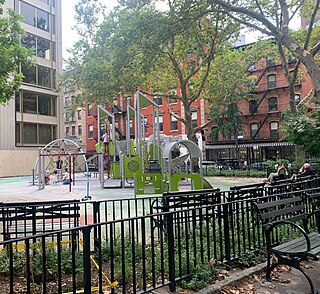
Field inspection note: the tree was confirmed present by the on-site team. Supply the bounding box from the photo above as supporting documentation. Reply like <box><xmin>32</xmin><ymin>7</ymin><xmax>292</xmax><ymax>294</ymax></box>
<box><xmin>206</xmin><ymin>42</ymin><xmax>270</xmax><ymax>160</ymax></box>
<box><xmin>206</xmin><ymin>0</ymin><xmax>320</xmax><ymax>109</ymax></box>
<box><xmin>64</xmin><ymin>0</ymin><xmax>242</xmax><ymax>142</ymax></box>
<box><xmin>0</xmin><ymin>2</ymin><xmax>33</xmax><ymax>104</ymax></box>
<box><xmin>282</xmin><ymin>107</ymin><xmax>320</xmax><ymax>158</ymax></box>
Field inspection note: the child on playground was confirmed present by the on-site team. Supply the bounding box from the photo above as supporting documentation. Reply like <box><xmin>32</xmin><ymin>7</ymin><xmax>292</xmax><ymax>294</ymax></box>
<box><xmin>45</xmin><ymin>170</ymin><xmax>51</xmax><ymax>185</ymax></box>
<box><xmin>52</xmin><ymin>170</ymin><xmax>58</xmax><ymax>185</ymax></box>
<box><xmin>62</xmin><ymin>168</ymin><xmax>71</xmax><ymax>185</ymax></box>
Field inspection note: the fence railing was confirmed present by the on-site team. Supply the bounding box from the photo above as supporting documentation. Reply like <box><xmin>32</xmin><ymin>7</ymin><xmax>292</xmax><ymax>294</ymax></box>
<box><xmin>0</xmin><ymin>177</ymin><xmax>320</xmax><ymax>293</ymax></box>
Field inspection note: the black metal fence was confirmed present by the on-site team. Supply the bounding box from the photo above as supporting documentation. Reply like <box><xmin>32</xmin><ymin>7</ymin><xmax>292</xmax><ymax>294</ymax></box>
<box><xmin>0</xmin><ymin>177</ymin><xmax>320</xmax><ymax>293</ymax></box>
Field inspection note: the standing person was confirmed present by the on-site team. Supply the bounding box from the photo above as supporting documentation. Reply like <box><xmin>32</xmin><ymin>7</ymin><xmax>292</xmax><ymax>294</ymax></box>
<box><xmin>55</xmin><ymin>156</ymin><xmax>63</xmax><ymax>182</ymax></box>
<box><xmin>103</xmin><ymin>129</ymin><xmax>110</xmax><ymax>154</ymax></box>
<box><xmin>52</xmin><ymin>170</ymin><xmax>58</xmax><ymax>185</ymax></box>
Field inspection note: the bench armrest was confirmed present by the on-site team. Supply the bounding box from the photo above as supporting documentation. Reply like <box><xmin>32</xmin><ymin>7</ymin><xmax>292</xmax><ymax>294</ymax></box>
<box><xmin>264</xmin><ymin>220</ymin><xmax>311</xmax><ymax>252</ymax></box>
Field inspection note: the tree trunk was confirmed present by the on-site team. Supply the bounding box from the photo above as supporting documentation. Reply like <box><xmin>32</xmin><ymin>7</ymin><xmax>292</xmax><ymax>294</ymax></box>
<box><xmin>281</xmin><ymin>34</ymin><xmax>320</xmax><ymax>102</ymax></box>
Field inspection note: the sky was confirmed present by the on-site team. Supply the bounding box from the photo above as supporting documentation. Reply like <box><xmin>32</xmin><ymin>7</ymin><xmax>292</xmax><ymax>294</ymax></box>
<box><xmin>61</xmin><ymin>0</ymin><xmax>117</xmax><ymax>62</ymax></box>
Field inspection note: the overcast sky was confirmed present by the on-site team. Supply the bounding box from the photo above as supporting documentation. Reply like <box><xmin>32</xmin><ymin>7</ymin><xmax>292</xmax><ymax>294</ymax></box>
<box><xmin>61</xmin><ymin>0</ymin><xmax>117</xmax><ymax>62</ymax></box>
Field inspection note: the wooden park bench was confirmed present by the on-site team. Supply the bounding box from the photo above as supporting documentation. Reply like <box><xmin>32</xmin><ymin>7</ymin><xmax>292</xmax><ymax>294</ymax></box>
<box><xmin>254</xmin><ymin>194</ymin><xmax>320</xmax><ymax>294</ymax></box>
<box><xmin>0</xmin><ymin>200</ymin><xmax>80</xmax><ymax>242</ymax></box>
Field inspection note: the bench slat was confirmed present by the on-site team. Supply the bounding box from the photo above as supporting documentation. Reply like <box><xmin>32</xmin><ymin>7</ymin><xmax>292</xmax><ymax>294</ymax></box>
<box><xmin>260</xmin><ymin>204</ymin><xmax>305</xmax><ymax>221</ymax></box>
<box><xmin>273</xmin><ymin>232</ymin><xmax>320</xmax><ymax>256</ymax></box>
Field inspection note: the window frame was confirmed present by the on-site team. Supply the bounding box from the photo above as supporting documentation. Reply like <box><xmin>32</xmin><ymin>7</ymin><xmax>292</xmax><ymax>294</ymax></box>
<box><xmin>250</xmin><ymin>123</ymin><xmax>259</xmax><ymax>139</ymax></box>
<box><xmin>268</xmin><ymin>97</ymin><xmax>278</xmax><ymax>112</ymax></box>
<box><xmin>267</xmin><ymin>74</ymin><xmax>276</xmax><ymax>89</ymax></box>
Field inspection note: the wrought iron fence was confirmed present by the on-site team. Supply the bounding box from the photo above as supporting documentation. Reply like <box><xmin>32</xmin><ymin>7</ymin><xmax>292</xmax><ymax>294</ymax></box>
<box><xmin>0</xmin><ymin>177</ymin><xmax>320</xmax><ymax>293</ymax></box>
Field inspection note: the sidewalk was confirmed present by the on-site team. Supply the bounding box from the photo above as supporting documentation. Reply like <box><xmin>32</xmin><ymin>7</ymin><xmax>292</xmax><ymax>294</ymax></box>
<box><xmin>198</xmin><ymin>259</ymin><xmax>320</xmax><ymax>294</ymax></box>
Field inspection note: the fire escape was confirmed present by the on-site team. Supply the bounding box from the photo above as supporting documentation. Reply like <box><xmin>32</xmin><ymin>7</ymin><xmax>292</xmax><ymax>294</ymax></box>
<box><xmin>251</xmin><ymin>59</ymin><xmax>276</xmax><ymax>140</ymax></box>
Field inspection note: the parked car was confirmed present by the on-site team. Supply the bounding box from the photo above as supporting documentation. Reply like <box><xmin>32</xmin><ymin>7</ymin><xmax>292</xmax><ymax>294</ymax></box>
<box><xmin>87</xmin><ymin>163</ymin><xmax>98</xmax><ymax>172</ymax></box>
<box><xmin>249</xmin><ymin>162</ymin><xmax>269</xmax><ymax>170</ymax></box>
<box><xmin>217</xmin><ymin>158</ymin><xmax>240</xmax><ymax>170</ymax></box>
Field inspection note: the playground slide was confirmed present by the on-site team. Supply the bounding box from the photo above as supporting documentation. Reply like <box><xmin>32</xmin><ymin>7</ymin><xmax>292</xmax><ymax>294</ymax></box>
<box><xmin>202</xmin><ymin>178</ymin><xmax>213</xmax><ymax>189</ymax></box>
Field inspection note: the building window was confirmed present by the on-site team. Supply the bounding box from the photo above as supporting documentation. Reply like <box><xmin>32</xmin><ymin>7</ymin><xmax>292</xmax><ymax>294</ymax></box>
<box><xmin>77</xmin><ymin>110</ymin><xmax>82</xmax><ymax>119</ymax></box>
<box><xmin>191</xmin><ymin>111</ymin><xmax>197</xmax><ymax>128</ymax></box>
<box><xmin>66</xmin><ymin>127</ymin><xmax>69</xmax><ymax>137</ymax></box>
<box><xmin>88</xmin><ymin>125</ymin><xmax>94</xmax><ymax>138</ymax></box>
<box><xmin>295</xmin><ymin>94</ymin><xmax>301</xmax><ymax>105</ymax></box>
<box><xmin>249</xmin><ymin>100</ymin><xmax>258</xmax><ymax>114</ymax></box>
<box><xmin>20</xmin><ymin>91</ymin><xmax>56</xmax><ymax>116</ymax></box>
<box><xmin>38</xmin><ymin>95</ymin><xmax>52</xmax><ymax>116</ymax></box>
<box><xmin>72</xmin><ymin>126</ymin><xmax>76</xmax><ymax>136</ymax></box>
<box><xmin>64</xmin><ymin>97</ymin><xmax>70</xmax><ymax>107</ymax></box>
<box><xmin>38</xmin><ymin>66</ymin><xmax>51</xmax><ymax>88</ymax></box>
<box><xmin>266</xmin><ymin>57</ymin><xmax>275</xmax><ymax>67</ymax></box>
<box><xmin>88</xmin><ymin>104</ymin><xmax>93</xmax><ymax>116</ymax></box>
<box><xmin>230</xmin><ymin>130</ymin><xmax>243</xmax><ymax>140</ymax></box>
<box><xmin>16</xmin><ymin>123</ymin><xmax>56</xmax><ymax>145</ymax></box>
<box><xmin>15</xmin><ymin>92</ymin><xmax>21</xmax><ymax>112</ymax></box>
<box><xmin>21</xmin><ymin>34</ymin><xmax>36</xmax><ymax>54</ymax></box>
<box><xmin>37</xmin><ymin>36</ymin><xmax>50</xmax><ymax>59</ymax></box>
<box><xmin>248</xmin><ymin>63</ymin><xmax>256</xmax><ymax>71</ymax></box>
<box><xmin>39</xmin><ymin>124</ymin><xmax>51</xmax><ymax>144</ymax></box>
<box><xmin>20</xmin><ymin>1</ymin><xmax>36</xmax><ymax>27</ymax></box>
<box><xmin>22</xmin><ymin>34</ymin><xmax>55</xmax><ymax>61</ymax></box>
<box><xmin>78</xmin><ymin>125</ymin><xmax>82</xmax><ymax>136</ymax></box>
<box><xmin>250</xmin><ymin>123</ymin><xmax>259</xmax><ymax>138</ymax></box>
<box><xmin>21</xmin><ymin>65</ymin><xmax>36</xmax><ymax>85</ymax></box>
<box><xmin>15</xmin><ymin>123</ymin><xmax>21</xmax><ymax>144</ymax></box>
<box><xmin>154</xmin><ymin>96</ymin><xmax>162</xmax><ymax>106</ymax></box>
<box><xmin>270</xmin><ymin>121</ymin><xmax>279</xmax><ymax>138</ymax></box>
<box><xmin>267</xmin><ymin>74</ymin><xmax>276</xmax><ymax>89</ymax></box>
<box><xmin>21</xmin><ymin>65</ymin><xmax>55</xmax><ymax>89</ymax></box>
<box><xmin>23</xmin><ymin>123</ymin><xmax>37</xmax><ymax>144</ymax></box>
<box><xmin>268</xmin><ymin>97</ymin><xmax>278</xmax><ymax>112</ymax></box>
<box><xmin>23</xmin><ymin>92</ymin><xmax>37</xmax><ymax>114</ymax></box>
<box><xmin>20</xmin><ymin>2</ymin><xmax>51</xmax><ymax>32</ymax></box>
<box><xmin>158</xmin><ymin>115</ymin><xmax>163</xmax><ymax>132</ymax></box>
<box><xmin>170</xmin><ymin>115</ymin><xmax>178</xmax><ymax>130</ymax></box>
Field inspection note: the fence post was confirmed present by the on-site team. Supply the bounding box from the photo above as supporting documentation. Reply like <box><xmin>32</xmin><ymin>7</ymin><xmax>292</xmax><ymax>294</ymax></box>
<box><xmin>166</xmin><ymin>211</ymin><xmax>176</xmax><ymax>292</ymax></box>
<box><xmin>223</xmin><ymin>203</ymin><xmax>231</xmax><ymax>262</ymax></box>
<box><xmin>83</xmin><ymin>227</ymin><xmax>92</xmax><ymax>293</ymax></box>
<box><xmin>93</xmin><ymin>202</ymin><xmax>100</xmax><ymax>249</ymax></box>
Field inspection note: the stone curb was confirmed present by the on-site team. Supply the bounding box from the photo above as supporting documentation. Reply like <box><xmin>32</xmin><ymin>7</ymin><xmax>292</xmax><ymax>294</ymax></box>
<box><xmin>196</xmin><ymin>262</ymin><xmax>267</xmax><ymax>294</ymax></box>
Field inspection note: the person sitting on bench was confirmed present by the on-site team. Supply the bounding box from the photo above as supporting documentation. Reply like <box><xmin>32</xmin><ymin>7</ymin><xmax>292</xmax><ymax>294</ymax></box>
<box><xmin>291</xmin><ymin>162</ymin><xmax>313</xmax><ymax>180</ymax></box>
<box><xmin>264</xmin><ymin>164</ymin><xmax>286</xmax><ymax>183</ymax></box>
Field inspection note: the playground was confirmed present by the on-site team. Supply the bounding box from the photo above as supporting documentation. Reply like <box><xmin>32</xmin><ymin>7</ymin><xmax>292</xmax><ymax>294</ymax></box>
<box><xmin>0</xmin><ymin>173</ymin><xmax>263</xmax><ymax>203</ymax></box>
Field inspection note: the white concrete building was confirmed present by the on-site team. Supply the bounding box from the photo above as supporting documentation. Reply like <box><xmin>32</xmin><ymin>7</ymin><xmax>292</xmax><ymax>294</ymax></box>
<box><xmin>0</xmin><ymin>0</ymin><xmax>62</xmax><ymax>177</ymax></box>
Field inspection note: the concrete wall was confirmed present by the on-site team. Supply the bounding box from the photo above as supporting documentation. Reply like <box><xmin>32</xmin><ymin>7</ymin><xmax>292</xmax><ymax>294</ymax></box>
<box><xmin>0</xmin><ymin>150</ymin><xmax>38</xmax><ymax>177</ymax></box>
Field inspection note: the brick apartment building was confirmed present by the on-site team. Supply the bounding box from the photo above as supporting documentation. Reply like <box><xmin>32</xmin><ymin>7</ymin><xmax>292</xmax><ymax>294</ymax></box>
<box><xmin>84</xmin><ymin>55</ymin><xmax>314</xmax><ymax>164</ymax></box>
<box><xmin>205</xmin><ymin>56</ymin><xmax>313</xmax><ymax>163</ymax></box>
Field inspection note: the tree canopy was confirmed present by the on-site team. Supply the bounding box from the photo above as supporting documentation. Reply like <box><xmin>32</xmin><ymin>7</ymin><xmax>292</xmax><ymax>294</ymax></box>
<box><xmin>207</xmin><ymin>0</ymin><xmax>320</xmax><ymax>107</ymax></box>
<box><xmin>0</xmin><ymin>2</ymin><xmax>33</xmax><ymax>104</ymax></box>
<box><xmin>64</xmin><ymin>0</ymin><xmax>269</xmax><ymax>141</ymax></box>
